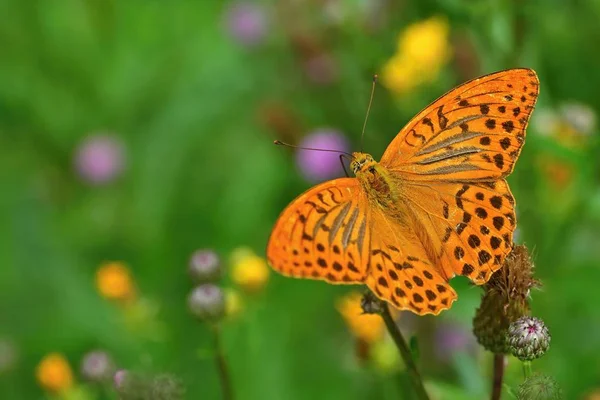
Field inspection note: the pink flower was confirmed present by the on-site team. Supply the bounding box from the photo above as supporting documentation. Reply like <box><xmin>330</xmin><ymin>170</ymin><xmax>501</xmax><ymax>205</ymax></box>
<box><xmin>74</xmin><ymin>134</ymin><xmax>125</xmax><ymax>185</ymax></box>
<box><xmin>224</xmin><ymin>2</ymin><xmax>268</xmax><ymax>47</ymax></box>
<box><xmin>296</xmin><ymin>129</ymin><xmax>350</xmax><ymax>183</ymax></box>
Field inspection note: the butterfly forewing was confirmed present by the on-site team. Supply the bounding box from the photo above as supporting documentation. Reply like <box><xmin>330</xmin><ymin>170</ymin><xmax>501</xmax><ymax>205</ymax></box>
<box><xmin>267</xmin><ymin>178</ymin><xmax>370</xmax><ymax>284</ymax></box>
<box><xmin>380</xmin><ymin>68</ymin><xmax>539</xmax><ymax>181</ymax></box>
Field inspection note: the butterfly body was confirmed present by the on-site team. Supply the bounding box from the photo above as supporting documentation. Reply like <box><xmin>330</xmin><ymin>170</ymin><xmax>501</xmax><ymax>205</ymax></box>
<box><xmin>352</xmin><ymin>152</ymin><xmax>399</xmax><ymax>211</ymax></box>
<box><xmin>267</xmin><ymin>69</ymin><xmax>539</xmax><ymax>315</ymax></box>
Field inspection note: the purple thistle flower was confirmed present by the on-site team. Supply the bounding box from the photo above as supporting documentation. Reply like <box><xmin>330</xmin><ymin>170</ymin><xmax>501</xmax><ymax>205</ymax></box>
<box><xmin>224</xmin><ymin>2</ymin><xmax>268</xmax><ymax>47</ymax></box>
<box><xmin>74</xmin><ymin>134</ymin><xmax>125</xmax><ymax>185</ymax></box>
<box><xmin>296</xmin><ymin>129</ymin><xmax>350</xmax><ymax>183</ymax></box>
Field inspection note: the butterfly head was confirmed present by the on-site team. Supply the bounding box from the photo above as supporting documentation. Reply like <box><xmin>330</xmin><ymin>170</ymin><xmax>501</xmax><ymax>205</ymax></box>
<box><xmin>350</xmin><ymin>152</ymin><xmax>376</xmax><ymax>175</ymax></box>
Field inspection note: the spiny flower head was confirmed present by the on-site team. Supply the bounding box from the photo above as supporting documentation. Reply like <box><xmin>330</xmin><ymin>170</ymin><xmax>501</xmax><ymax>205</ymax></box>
<box><xmin>518</xmin><ymin>374</ymin><xmax>562</xmax><ymax>400</ymax></box>
<box><xmin>508</xmin><ymin>316</ymin><xmax>551</xmax><ymax>361</ymax></box>
<box><xmin>473</xmin><ymin>245</ymin><xmax>539</xmax><ymax>353</ymax></box>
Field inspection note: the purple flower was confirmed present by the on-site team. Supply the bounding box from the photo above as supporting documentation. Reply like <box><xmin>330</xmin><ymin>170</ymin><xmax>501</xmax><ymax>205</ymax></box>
<box><xmin>113</xmin><ymin>369</ymin><xmax>128</xmax><ymax>390</ymax></box>
<box><xmin>81</xmin><ymin>350</ymin><xmax>114</xmax><ymax>382</ymax></box>
<box><xmin>224</xmin><ymin>2</ymin><xmax>268</xmax><ymax>47</ymax></box>
<box><xmin>434</xmin><ymin>322</ymin><xmax>476</xmax><ymax>361</ymax></box>
<box><xmin>74</xmin><ymin>134</ymin><xmax>125</xmax><ymax>185</ymax></box>
<box><xmin>296</xmin><ymin>129</ymin><xmax>350</xmax><ymax>183</ymax></box>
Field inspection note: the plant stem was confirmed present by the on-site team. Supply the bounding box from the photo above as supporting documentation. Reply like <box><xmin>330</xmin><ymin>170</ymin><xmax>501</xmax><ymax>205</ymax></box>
<box><xmin>380</xmin><ymin>302</ymin><xmax>430</xmax><ymax>400</ymax></box>
<box><xmin>522</xmin><ymin>360</ymin><xmax>532</xmax><ymax>380</ymax></box>
<box><xmin>491</xmin><ymin>354</ymin><xmax>505</xmax><ymax>400</ymax></box>
<box><xmin>213</xmin><ymin>324</ymin><xmax>233</xmax><ymax>400</ymax></box>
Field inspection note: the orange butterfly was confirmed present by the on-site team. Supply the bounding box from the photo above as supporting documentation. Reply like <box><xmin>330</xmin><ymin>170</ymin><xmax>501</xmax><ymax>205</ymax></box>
<box><xmin>267</xmin><ymin>69</ymin><xmax>539</xmax><ymax>315</ymax></box>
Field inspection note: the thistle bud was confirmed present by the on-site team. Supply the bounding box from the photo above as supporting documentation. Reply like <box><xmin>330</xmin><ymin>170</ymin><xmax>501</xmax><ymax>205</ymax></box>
<box><xmin>473</xmin><ymin>245</ymin><xmax>539</xmax><ymax>353</ymax></box>
<box><xmin>188</xmin><ymin>250</ymin><xmax>221</xmax><ymax>283</ymax></box>
<box><xmin>188</xmin><ymin>284</ymin><xmax>225</xmax><ymax>322</ymax></box>
<box><xmin>518</xmin><ymin>374</ymin><xmax>562</xmax><ymax>400</ymax></box>
<box><xmin>508</xmin><ymin>316</ymin><xmax>551</xmax><ymax>361</ymax></box>
<box><xmin>81</xmin><ymin>350</ymin><xmax>114</xmax><ymax>382</ymax></box>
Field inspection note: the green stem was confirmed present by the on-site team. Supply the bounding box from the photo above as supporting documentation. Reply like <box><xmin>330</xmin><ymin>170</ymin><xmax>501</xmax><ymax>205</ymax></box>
<box><xmin>380</xmin><ymin>302</ymin><xmax>430</xmax><ymax>400</ymax></box>
<box><xmin>213</xmin><ymin>325</ymin><xmax>233</xmax><ymax>400</ymax></box>
<box><xmin>522</xmin><ymin>360</ymin><xmax>532</xmax><ymax>380</ymax></box>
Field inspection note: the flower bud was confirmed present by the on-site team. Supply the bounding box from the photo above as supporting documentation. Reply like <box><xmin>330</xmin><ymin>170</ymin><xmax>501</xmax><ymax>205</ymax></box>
<box><xmin>518</xmin><ymin>374</ymin><xmax>562</xmax><ymax>400</ymax></box>
<box><xmin>473</xmin><ymin>245</ymin><xmax>538</xmax><ymax>353</ymax></box>
<box><xmin>81</xmin><ymin>350</ymin><xmax>114</xmax><ymax>383</ymax></box>
<box><xmin>188</xmin><ymin>250</ymin><xmax>221</xmax><ymax>283</ymax></box>
<box><xmin>188</xmin><ymin>284</ymin><xmax>225</xmax><ymax>322</ymax></box>
<box><xmin>508</xmin><ymin>316</ymin><xmax>551</xmax><ymax>361</ymax></box>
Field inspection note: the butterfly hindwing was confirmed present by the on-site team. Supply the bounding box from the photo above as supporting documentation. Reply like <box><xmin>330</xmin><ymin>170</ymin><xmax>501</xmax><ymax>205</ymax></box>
<box><xmin>400</xmin><ymin>179</ymin><xmax>516</xmax><ymax>284</ymax></box>
<box><xmin>267</xmin><ymin>178</ymin><xmax>370</xmax><ymax>284</ymax></box>
<box><xmin>364</xmin><ymin>208</ymin><xmax>458</xmax><ymax>315</ymax></box>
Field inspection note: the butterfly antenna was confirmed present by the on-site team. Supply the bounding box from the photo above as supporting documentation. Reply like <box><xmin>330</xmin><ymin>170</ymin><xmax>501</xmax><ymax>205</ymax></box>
<box><xmin>273</xmin><ymin>140</ymin><xmax>353</xmax><ymax>158</ymax></box>
<box><xmin>360</xmin><ymin>74</ymin><xmax>378</xmax><ymax>152</ymax></box>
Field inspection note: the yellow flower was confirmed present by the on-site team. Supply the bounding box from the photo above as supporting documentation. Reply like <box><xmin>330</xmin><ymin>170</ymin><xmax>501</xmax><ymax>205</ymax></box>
<box><xmin>336</xmin><ymin>291</ymin><xmax>384</xmax><ymax>344</ymax></box>
<box><xmin>398</xmin><ymin>16</ymin><xmax>451</xmax><ymax>66</ymax></box>
<box><xmin>231</xmin><ymin>248</ymin><xmax>270</xmax><ymax>293</ymax></box>
<box><xmin>370</xmin><ymin>337</ymin><xmax>403</xmax><ymax>373</ymax></box>
<box><xmin>381</xmin><ymin>16</ymin><xmax>451</xmax><ymax>94</ymax></box>
<box><xmin>224</xmin><ymin>288</ymin><xmax>243</xmax><ymax>318</ymax></box>
<box><xmin>36</xmin><ymin>353</ymin><xmax>73</xmax><ymax>393</ymax></box>
<box><xmin>96</xmin><ymin>261</ymin><xmax>135</xmax><ymax>301</ymax></box>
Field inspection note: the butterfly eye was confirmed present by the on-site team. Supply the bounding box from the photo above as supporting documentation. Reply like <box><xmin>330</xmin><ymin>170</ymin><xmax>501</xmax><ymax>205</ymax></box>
<box><xmin>368</xmin><ymin>166</ymin><xmax>376</xmax><ymax>173</ymax></box>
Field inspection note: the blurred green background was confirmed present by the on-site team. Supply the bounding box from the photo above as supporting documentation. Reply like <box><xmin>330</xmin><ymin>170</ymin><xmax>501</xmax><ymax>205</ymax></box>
<box><xmin>1</xmin><ymin>0</ymin><xmax>600</xmax><ymax>399</ymax></box>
